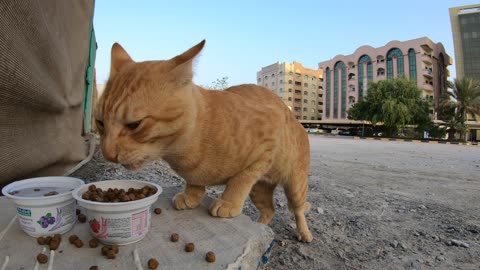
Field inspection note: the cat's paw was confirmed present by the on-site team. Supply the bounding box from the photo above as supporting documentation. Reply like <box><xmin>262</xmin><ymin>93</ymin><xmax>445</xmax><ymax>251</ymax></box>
<box><xmin>172</xmin><ymin>192</ymin><xmax>202</xmax><ymax>210</ymax></box>
<box><xmin>209</xmin><ymin>199</ymin><xmax>242</xmax><ymax>218</ymax></box>
<box><xmin>298</xmin><ymin>229</ymin><xmax>313</xmax><ymax>243</ymax></box>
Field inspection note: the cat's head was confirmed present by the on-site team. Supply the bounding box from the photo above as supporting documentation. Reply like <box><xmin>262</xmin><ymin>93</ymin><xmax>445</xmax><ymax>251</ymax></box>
<box><xmin>95</xmin><ymin>40</ymin><xmax>205</xmax><ymax>170</ymax></box>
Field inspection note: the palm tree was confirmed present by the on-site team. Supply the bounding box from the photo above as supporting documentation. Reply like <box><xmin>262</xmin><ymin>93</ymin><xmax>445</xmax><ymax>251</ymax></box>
<box><xmin>446</xmin><ymin>77</ymin><xmax>480</xmax><ymax>141</ymax></box>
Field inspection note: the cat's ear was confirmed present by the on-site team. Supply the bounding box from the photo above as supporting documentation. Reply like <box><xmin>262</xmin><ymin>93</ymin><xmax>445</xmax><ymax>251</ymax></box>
<box><xmin>168</xmin><ymin>40</ymin><xmax>205</xmax><ymax>83</ymax></box>
<box><xmin>171</xmin><ymin>40</ymin><xmax>206</xmax><ymax>68</ymax></box>
<box><xmin>110</xmin><ymin>43</ymin><xmax>134</xmax><ymax>77</ymax></box>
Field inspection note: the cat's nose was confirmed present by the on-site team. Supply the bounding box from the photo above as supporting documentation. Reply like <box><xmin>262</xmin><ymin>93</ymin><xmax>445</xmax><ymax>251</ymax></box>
<box><xmin>103</xmin><ymin>151</ymin><xmax>118</xmax><ymax>163</ymax></box>
<box><xmin>102</xmin><ymin>142</ymin><xmax>119</xmax><ymax>162</ymax></box>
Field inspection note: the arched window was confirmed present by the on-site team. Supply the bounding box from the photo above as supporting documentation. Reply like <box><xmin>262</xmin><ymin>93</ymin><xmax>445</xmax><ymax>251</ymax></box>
<box><xmin>408</xmin><ymin>49</ymin><xmax>416</xmax><ymax>80</ymax></box>
<box><xmin>334</xmin><ymin>61</ymin><xmax>346</xmax><ymax>119</ymax></box>
<box><xmin>358</xmin><ymin>55</ymin><xmax>372</xmax><ymax>99</ymax></box>
<box><xmin>387</xmin><ymin>48</ymin><xmax>404</xmax><ymax>79</ymax></box>
<box><xmin>325</xmin><ymin>67</ymin><xmax>331</xmax><ymax>118</ymax></box>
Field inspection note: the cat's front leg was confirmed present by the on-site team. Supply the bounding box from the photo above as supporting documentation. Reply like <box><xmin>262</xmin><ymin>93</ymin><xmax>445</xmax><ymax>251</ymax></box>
<box><xmin>173</xmin><ymin>184</ymin><xmax>206</xmax><ymax>210</ymax></box>
<box><xmin>209</xmin><ymin>153</ymin><xmax>273</xmax><ymax>218</ymax></box>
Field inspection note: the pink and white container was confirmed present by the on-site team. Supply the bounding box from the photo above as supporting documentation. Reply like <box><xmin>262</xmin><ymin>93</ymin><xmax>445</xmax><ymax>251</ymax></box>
<box><xmin>72</xmin><ymin>180</ymin><xmax>162</xmax><ymax>245</ymax></box>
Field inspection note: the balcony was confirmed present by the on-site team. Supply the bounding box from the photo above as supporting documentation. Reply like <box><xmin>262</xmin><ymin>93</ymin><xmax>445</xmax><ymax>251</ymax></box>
<box><xmin>421</xmin><ymin>53</ymin><xmax>433</xmax><ymax>65</ymax></box>
<box><xmin>422</xmin><ymin>82</ymin><xmax>434</xmax><ymax>92</ymax></box>
<box><xmin>422</xmin><ymin>68</ymin><xmax>433</xmax><ymax>78</ymax></box>
<box><xmin>376</xmin><ymin>61</ymin><xmax>386</xmax><ymax>69</ymax></box>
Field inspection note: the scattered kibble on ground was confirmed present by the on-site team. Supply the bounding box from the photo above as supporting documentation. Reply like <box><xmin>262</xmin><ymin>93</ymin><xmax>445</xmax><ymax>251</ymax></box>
<box><xmin>170</xmin><ymin>233</ymin><xmax>179</xmax><ymax>242</ymax></box>
<box><xmin>36</xmin><ymin>253</ymin><xmax>48</xmax><ymax>264</ymax></box>
<box><xmin>185</xmin><ymin>243</ymin><xmax>195</xmax><ymax>252</ymax></box>
<box><xmin>147</xmin><ymin>258</ymin><xmax>159</xmax><ymax>269</ymax></box>
<box><xmin>205</xmin><ymin>251</ymin><xmax>216</xmax><ymax>263</ymax></box>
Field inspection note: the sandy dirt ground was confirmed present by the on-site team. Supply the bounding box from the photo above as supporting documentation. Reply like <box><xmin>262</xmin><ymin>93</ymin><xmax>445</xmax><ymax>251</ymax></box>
<box><xmin>72</xmin><ymin>135</ymin><xmax>480</xmax><ymax>270</ymax></box>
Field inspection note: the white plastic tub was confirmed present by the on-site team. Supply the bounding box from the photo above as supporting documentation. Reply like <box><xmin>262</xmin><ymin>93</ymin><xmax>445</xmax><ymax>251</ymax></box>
<box><xmin>72</xmin><ymin>180</ymin><xmax>162</xmax><ymax>245</ymax></box>
<box><xmin>1</xmin><ymin>176</ymin><xmax>84</xmax><ymax>237</ymax></box>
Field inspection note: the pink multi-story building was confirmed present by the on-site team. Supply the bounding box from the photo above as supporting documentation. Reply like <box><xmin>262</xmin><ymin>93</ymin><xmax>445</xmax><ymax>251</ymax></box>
<box><xmin>318</xmin><ymin>37</ymin><xmax>452</xmax><ymax>120</ymax></box>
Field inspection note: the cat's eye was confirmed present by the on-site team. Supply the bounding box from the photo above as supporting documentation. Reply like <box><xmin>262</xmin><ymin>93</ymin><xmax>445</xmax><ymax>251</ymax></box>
<box><xmin>126</xmin><ymin>120</ymin><xmax>142</xmax><ymax>130</ymax></box>
<box><xmin>96</xmin><ymin>119</ymin><xmax>104</xmax><ymax>129</ymax></box>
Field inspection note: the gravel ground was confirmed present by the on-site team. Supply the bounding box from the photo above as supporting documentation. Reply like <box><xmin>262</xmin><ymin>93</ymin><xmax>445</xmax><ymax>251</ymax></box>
<box><xmin>72</xmin><ymin>135</ymin><xmax>480</xmax><ymax>270</ymax></box>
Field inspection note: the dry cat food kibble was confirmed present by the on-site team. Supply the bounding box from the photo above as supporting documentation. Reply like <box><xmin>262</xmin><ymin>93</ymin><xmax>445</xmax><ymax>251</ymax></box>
<box><xmin>89</xmin><ymin>266</ymin><xmax>98</xmax><ymax>270</ymax></box>
<box><xmin>81</xmin><ymin>184</ymin><xmax>157</xmax><ymax>203</ymax></box>
<box><xmin>74</xmin><ymin>239</ymin><xmax>84</xmax><ymax>248</ymax></box>
<box><xmin>89</xmin><ymin>239</ymin><xmax>98</xmax><ymax>248</ymax></box>
<box><xmin>106</xmin><ymin>249</ymin><xmax>116</xmax><ymax>259</ymax></box>
<box><xmin>205</xmin><ymin>251</ymin><xmax>216</xmax><ymax>263</ymax></box>
<box><xmin>147</xmin><ymin>258</ymin><xmax>159</xmax><ymax>269</ymax></box>
<box><xmin>154</xmin><ymin>208</ymin><xmax>162</xmax><ymax>215</ymax></box>
<box><xmin>37</xmin><ymin>236</ymin><xmax>46</xmax><ymax>245</ymax></box>
<box><xmin>76</xmin><ymin>209</ymin><xmax>81</xmax><ymax>215</ymax></box>
<box><xmin>69</xmin><ymin>235</ymin><xmax>78</xmax><ymax>244</ymax></box>
<box><xmin>53</xmin><ymin>234</ymin><xmax>62</xmax><ymax>241</ymax></box>
<box><xmin>49</xmin><ymin>239</ymin><xmax>60</xmax><ymax>250</ymax></box>
<box><xmin>36</xmin><ymin>253</ymin><xmax>48</xmax><ymax>264</ymax></box>
<box><xmin>45</xmin><ymin>236</ymin><xmax>52</xmax><ymax>245</ymax></box>
<box><xmin>101</xmin><ymin>245</ymin><xmax>119</xmax><ymax>259</ymax></box>
<box><xmin>170</xmin><ymin>233</ymin><xmax>179</xmax><ymax>242</ymax></box>
<box><xmin>77</xmin><ymin>213</ymin><xmax>87</xmax><ymax>223</ymax></box>
<box><xmin>185</xmin><ymin>243</ymin><xmax>195</xmax><ymax>252</ymax></box>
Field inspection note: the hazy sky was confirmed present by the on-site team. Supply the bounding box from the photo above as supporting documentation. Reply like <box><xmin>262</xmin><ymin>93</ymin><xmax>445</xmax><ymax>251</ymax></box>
<box><xmin>93</xmin><ymin>0</ymin><xmax>479</xmax><ymax>87</ymax></box>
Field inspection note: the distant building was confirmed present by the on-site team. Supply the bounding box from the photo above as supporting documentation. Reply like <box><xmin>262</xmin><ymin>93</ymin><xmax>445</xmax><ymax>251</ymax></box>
<box><xmin>449</xmin><ymin>4</ymin><xmax>480</xmax><ymax>83</ymax></box>
<box><xmin>257</xmin><ymin>62</ymin><xmax>323</xmax><ymax>120</ymax></box>
<box><xmin>318</xmin><ymin>37</ymin><xmax>452</xmax><ymax>120</ymax></box>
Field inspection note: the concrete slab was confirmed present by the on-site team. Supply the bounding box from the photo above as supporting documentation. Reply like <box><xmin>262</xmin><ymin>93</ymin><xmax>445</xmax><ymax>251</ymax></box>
<box><xmin>0</xmin><ymin>187</ymin><xmax>274</xmax><ymax>269</ymax></box>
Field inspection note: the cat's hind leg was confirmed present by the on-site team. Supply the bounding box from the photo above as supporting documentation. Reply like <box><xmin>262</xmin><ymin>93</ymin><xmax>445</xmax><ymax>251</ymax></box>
<box><xmin>284</xmin><ymin>175</ymin><xmax>313</xmax><ymax>243</ymax></box>
<box><xmin>249</xmin><ymin>181</ymin><xmax>277</xmax><ymax>224</ymax></box>
<box><xmin>173</xmin><ymin>184</ymin><xmax>206</xmax><ymax>210</ymax></box>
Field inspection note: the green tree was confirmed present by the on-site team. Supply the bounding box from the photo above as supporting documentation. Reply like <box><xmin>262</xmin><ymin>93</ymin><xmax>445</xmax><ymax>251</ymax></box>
<box><xmin>203</xmin><ymin>76</ymin><xmax>229</xmax><ymax>90</ymax></box>
<box><xmin>348</xmin><ymin>78</ymin><xmax>431</xmax><ymax>137</ymax></box>
<box><xmin>444</xmin><ymin>77</ymin><xmax>480</xmax><ymax>141</ymax></box>
<box><xmin>437</xmin><ymin>92</ymin><xmax>462</xmax><ymax>140</ymax></box>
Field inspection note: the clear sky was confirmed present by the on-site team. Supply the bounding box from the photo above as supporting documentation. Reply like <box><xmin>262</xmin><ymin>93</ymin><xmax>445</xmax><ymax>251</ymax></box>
<box><xmin>93</xmin><ymin>0</ymin><xmax>479</xmax><ymax>87</ymax></box>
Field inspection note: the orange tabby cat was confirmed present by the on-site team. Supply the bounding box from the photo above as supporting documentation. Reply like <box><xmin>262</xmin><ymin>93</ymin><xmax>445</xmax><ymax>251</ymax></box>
<box><xmin>95</xmin><ymin>40</ymin><xmax>313</xmax><ymax>242</ymax></box>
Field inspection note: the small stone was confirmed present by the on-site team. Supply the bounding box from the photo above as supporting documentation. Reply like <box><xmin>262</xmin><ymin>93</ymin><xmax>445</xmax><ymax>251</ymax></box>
<box><xmin>436</xmin><ymin>256</ymin><xmax>445</xmax><ymax>261</ymax></box>
<box><xmin>400</xmin><ymin>243</ymin><xmax>408</xmax><ymax>250</ymax></box>
<box><xmin>289</xmin><ymin>223</ymin><xmax>296</xmax><ymax>229</ymax></box>
<box><xmin>279</xmin><ymin>240</ymin><xmax>286</xmax><ymax>247</ymax></box>
<box><xmin>432</xmin><ymin>235</ymin><xmax>440</xmax><ymax>242</ymax></box>
<box><xmin>450</xmin><ymin>239</ymin><xmax>470</xmax><ymax>248</ymax></box>
<box><xmin>419</xmin><ymin>205</ymin><xmax>427</xmax><ymax>209</ymax></box>
<box><xmin>410</xmin><ymin>209</ymin><xmax>417</xmax><ymax>212</ymax></box>
<box><xmin>316</xmin><ymin>207</ymin><xmax>324</xmax><ymax>214</ymax></box>
<box><xmin>390</xmin><ymin>240</ymin><xmax>399</xmax><ymax>248</ymax></box>
<box><xmin>413</xmin><ymin>232</ymin><xmax>420</xmax><ymax>237</ymax></box>
<box><xmin>445</xmin><ymin>240</ymin><xmax>453</xmax><ymax>246</ymax></box>
<box><xmin>277</xmin><ymin>201</ymin><xmax>285</xmax><ymax>208</ymax></box>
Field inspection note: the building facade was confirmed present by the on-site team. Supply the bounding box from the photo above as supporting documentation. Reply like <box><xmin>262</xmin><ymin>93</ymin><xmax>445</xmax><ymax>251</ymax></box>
<box><xmin>449</xmin><ymin>4</ymin><xmax>480</xmax><ymax>83</ymax></box>
<box><xmin>318</xmin><ymin>37</ymin><xmax>452</xmax><ymax>121</ymax></box>
<box><xmin>256</xmin><ymin>62</ymin><xmax>323</xmax><ymax>120</ymax></box>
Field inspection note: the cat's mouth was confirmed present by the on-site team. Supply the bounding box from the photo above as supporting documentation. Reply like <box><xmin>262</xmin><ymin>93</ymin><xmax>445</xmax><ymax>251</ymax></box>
<box><xmin>122</xmin><ymin>161</ymin><xmax>144</xmax><ymax>171</ymax></box>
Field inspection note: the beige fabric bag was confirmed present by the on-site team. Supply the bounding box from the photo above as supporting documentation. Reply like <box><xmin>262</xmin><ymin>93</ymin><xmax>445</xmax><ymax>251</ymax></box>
<box><xmin>0</xmin><ymin>0</ymin><xmax>96</xmax><ymax>186</ymax></box>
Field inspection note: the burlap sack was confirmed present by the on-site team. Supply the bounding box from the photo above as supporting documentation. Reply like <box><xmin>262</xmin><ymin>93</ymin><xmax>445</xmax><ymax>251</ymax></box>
<box><xmin>0</xmin><ymin>0</ymin><xmax>95</xmax><ymax>186</ymax></box>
